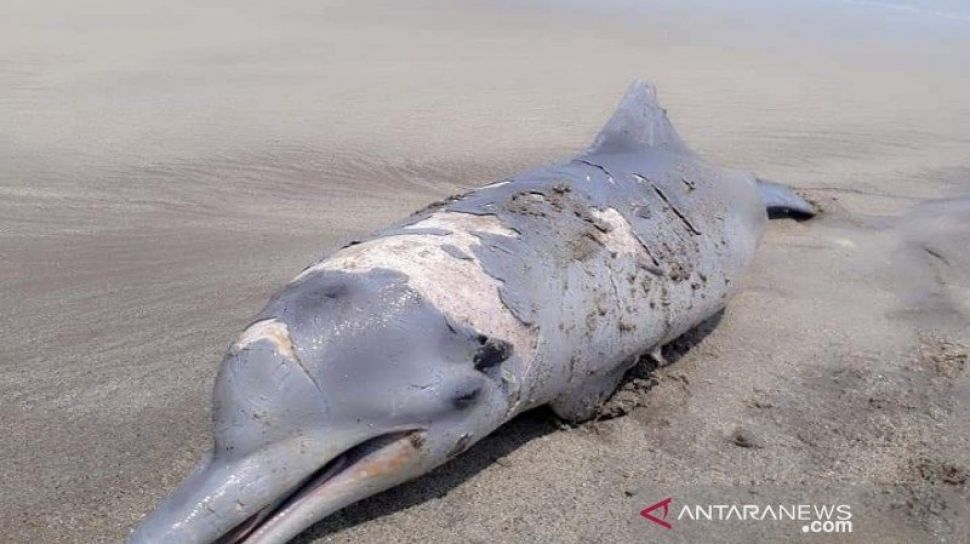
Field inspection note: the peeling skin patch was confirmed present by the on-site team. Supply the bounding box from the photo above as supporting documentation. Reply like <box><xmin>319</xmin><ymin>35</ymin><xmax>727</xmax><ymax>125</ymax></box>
<box><xmin>293</xmin><ymin>213</ymin><xmax>515</xmax><ymax>284</ymax></box>
<box><xmin>233</xmin><ymin>319</ymin><xmax>296</xmax><ymax>360</ymax></box>
<box><xmin>293</xmin><ymin>212</ymin><xmax>535</xmax><ymax>365</ymax></box>
<box><xmin>405</xmin><ymin>211</ymin><xmax>520</xmax><ymax>239</ymax></box>
<box><xmin>588</xmin><ymin>208</ymin><xmax>646</xmax><ymax>258</ymax></box>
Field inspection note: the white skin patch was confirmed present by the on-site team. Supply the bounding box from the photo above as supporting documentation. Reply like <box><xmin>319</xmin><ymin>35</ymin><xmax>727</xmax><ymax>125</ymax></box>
<box><xmin>293</xmin><ymin>212</ymin><xmax>534</xmax><ymax>364</ymax></box>
<box><xmin>589</xmin><ymin>207</ymin><xmax>645</xmax><ymax>257</ymax></box>
<box><xmin>480</xmin><ymin>180</ymin><xmax>511</xmax><ymax>190</ymax></box>
<box><xmin>404</xmin><ymin>211</ymin><xmax>520</xmax><ymax>238</ymax></box>
<box><xmin>233</xmin><ymin>319</ymin><xmax>296</xmax><ymax>359</ymax></box>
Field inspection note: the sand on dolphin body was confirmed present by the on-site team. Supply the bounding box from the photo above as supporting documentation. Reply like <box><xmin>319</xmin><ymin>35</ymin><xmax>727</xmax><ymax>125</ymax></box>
<box><xmin>1</xmin><ymin>1</ymin><xmax>969</xmax><ymax>543</ymax></box>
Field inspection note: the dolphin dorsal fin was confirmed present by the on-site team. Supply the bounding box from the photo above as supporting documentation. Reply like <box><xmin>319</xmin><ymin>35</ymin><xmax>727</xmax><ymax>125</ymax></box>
<box><xmin>586</xmin><ymin>80</ymin><xmax>688</xmax><ymax>155</ymax></box>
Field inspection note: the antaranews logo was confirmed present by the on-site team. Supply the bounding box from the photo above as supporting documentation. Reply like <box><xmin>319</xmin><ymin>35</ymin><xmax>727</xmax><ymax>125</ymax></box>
<box><xmin>639</xmin><ymin>497</ymin><xmax>853</xmax><ymax>534</ymax></box>
<box><xmin>640</xmin><ymin>497</ymin><xmax>673</xmax><ymax>529</ymax></box>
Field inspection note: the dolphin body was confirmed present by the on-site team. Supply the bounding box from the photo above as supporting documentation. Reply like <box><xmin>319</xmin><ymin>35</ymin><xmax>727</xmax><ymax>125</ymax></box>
<box><xmin>130</xmin><ymin>81</ymin><xmax>814</xmax><ymax>544</ymax></box>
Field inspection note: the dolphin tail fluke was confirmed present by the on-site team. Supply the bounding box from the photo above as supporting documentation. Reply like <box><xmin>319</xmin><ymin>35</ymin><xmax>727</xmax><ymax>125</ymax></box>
<box><xmin>756</xmin><ymin>178</ymin><xmax>816</xmax><ymax>219</ymax></box>
<box><xmin>586</xmin><ymin>80</ymin><xmax>689</xmax><ymax>155</ymax></box>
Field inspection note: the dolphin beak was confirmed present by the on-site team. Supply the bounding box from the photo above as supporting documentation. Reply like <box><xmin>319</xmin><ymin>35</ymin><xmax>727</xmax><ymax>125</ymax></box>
<box><xmin>129</xmin><ymin>430</ymin><xmax>427</xmax><ymax>544</ymax></box>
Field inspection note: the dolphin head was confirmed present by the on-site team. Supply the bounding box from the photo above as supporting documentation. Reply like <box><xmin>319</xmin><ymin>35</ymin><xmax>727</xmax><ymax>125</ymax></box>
<box><xmin>130</xmin><ymin>269</ymin><xmax>515</xmax><ymax>544</ymax></box>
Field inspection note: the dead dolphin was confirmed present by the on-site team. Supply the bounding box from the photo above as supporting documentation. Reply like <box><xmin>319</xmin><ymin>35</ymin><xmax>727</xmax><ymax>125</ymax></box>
<box><xmin>129</xmin><ymin>81</ymin><xmax>814</xmax><ymax>544</ymax></box>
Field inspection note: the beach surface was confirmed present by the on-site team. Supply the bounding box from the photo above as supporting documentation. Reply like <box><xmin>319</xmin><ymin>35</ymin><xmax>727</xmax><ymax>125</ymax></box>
<box><xmin>2</xmin><ymin>1</ymin><xmax>969</xmax><ymax>542</ymax></box>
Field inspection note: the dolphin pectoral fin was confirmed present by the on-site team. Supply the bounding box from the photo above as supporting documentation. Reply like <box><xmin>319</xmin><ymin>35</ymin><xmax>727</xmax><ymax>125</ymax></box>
<box><xmin>756</xmin><ymin>178</ymin><xmax>817</xmax><ymax>220</ymax></box>
<box><xmin>550</xmin><ymin>365</ymin><xmax>630</xmax><ymax>423</ymax></box>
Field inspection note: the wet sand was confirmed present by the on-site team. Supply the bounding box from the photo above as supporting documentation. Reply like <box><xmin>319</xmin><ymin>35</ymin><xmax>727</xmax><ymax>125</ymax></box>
<box><xmin>2</xmin><ymin>1</ymin><xmax>969</xmax><ymax>542</ymax></box>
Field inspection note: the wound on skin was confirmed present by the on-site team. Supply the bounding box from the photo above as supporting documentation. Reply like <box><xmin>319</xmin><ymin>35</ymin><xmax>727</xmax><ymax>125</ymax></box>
<box><xmin>474</xmin><ymin>336</ymin><xmax>513</xmax><ymax>372</ymax></box>
<box><xmin>233</xmin><ymin>319</ymin><xmax>296</xmax><ymax>360</ymax></box>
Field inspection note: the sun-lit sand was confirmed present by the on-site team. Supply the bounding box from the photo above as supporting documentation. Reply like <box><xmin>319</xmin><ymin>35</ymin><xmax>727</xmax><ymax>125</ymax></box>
<box><xmin>2</xmin><ymin>1</ymin><xmax>968</xmax><ymax>542</ymax></box>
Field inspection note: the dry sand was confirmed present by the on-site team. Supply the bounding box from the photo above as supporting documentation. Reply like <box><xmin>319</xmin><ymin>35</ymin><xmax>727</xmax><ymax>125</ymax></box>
<box><xmin>2</xmin><ymin>1</ymin><xmax>969</xmax><ymax>542</ymax></box>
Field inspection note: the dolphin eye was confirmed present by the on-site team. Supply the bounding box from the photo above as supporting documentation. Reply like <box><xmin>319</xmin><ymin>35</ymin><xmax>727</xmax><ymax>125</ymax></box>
<box><xmin>473</xmin><ymin>335</ymin><xmax>512</xmax><ymax>373</ymax></box>
<box><xmin>451</xmin><ymin>380</ymin><xmax>483</xmax><ymax>409</ymax></box>
<box><xmin>452</xmin><ymin>387</ymin><xmax>480</xmax><ymax>408</ymax></box>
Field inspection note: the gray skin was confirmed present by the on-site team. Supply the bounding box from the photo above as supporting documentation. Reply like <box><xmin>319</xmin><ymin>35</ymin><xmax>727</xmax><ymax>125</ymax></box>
<box><xmin>129</xmin><ymin>81</ymin><xmax>814</xmax><ymax>544</ymax></box>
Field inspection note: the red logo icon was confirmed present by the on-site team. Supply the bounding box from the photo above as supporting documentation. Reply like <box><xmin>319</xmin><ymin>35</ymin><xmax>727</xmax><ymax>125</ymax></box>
<box><xmin>641</xmin><ymin>497</ymin><xmax>673</xmax><ymax>529</ymax></box>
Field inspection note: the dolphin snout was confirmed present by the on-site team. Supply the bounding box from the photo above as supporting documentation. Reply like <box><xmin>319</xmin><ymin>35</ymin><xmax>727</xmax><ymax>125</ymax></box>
<box><xmin>128</xmin><ymin>443</ymin><xmax>317</xmax><ymax>544</ymax></box>
<box><xmin>130</xmin><ymin>429</ymin><xmax>428</xmax><ymax>544</ymax></box>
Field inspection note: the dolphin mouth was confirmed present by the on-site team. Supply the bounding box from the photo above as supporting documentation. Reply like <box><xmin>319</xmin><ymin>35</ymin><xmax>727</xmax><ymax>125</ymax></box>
<box><xmin>215</xmin><ymin>429</ymin><xmax>426</xmax><ymax>544</ymax></box>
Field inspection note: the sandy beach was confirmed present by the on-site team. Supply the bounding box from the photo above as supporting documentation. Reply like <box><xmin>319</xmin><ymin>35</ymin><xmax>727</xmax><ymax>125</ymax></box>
<box><xmin>2</xmin><ymin>0</ymin><xmax>968</xmax><ymax>542</ymax></box>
